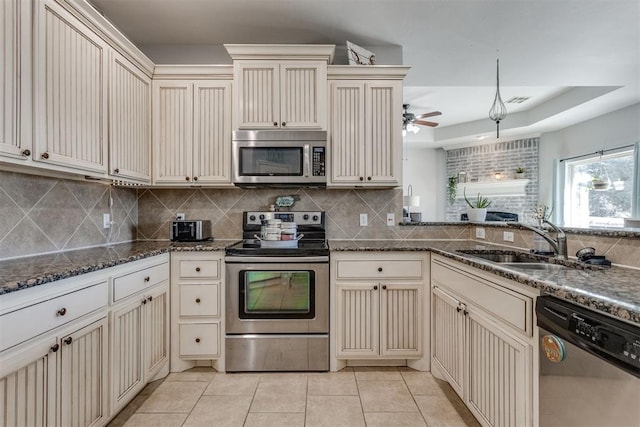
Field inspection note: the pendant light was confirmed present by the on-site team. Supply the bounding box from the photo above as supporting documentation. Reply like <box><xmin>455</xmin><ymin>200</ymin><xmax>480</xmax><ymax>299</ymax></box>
<box><xmin>488</xmin><ymin>58</ymin><xmax>507</xmax><ymax>138</ymax></box>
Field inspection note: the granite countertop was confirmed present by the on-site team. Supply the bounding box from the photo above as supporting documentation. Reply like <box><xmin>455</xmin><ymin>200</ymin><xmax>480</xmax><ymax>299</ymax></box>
<box><xmin>0</xmin><ymin>240</ymin><xmax>232</xmax><ymax>295</ymax></box>
<box><xmin>330</xmin><ymin>239</ymin><xmax>640</xmax><ymax>326</ymax></box>
<box><xmin>2</xmin><ymin>238</ymin><xmax>638</xmax><ymax>327</ymax></box>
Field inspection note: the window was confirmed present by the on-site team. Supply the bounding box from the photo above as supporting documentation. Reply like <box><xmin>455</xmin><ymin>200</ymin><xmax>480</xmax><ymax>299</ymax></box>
<box><xmin>563</xmin><ymin>149</ymin><xmax>635</xmax><ymax>227</ymax></box>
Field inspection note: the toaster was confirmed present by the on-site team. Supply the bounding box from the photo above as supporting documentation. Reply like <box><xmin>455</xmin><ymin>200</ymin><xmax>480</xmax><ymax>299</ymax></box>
<box><xmin>171</xmin><ymin>220</ymin><xmax>212</xmax><ymax>241</ymax></box>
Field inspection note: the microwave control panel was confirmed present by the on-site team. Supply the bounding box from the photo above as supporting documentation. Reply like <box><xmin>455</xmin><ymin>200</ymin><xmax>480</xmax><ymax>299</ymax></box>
<box><xmin>312</xmin><ymin>147</ymin><xmax>326</xmax><ymax>176</ymax></box>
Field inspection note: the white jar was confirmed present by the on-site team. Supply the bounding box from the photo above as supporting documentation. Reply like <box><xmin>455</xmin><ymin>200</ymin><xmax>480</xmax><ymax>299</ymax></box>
<box><xmin>264</xmin><ymin>227</ymin><xmax>281</xmax><ymax>240</ymax></box>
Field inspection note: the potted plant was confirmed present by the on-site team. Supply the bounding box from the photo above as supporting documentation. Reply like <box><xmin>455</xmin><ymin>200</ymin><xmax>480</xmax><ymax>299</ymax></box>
<box><xmin>447</xmin><ymin>177</ymin><xmax>458</xmax><ymax>205</ymax></box>
<box><xmin>591</xmin><ymin>174</ymin><xmax>610</xmax><ymax>191</ymax></box>
<box><xmin>515</xmin><ymin>167</ymin><xmax>526</xmax><ymax>179</ymax></box>
<box><xmin>464</xmin><ymin>188</ymin><xmax>492</xmax><ymax>222</ymax></box>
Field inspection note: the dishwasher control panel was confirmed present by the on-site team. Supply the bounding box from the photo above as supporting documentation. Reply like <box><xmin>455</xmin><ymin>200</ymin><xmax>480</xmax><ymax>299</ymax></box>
<box><xmin>569</xmin><ymin>313</ymin><xmax>640</xmax><ymax>369</ymax></box>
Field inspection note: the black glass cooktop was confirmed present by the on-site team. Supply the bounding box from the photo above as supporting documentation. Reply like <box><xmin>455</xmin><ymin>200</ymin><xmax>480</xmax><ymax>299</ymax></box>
<box><xmin>225</xmin><ymin>239</ymin><xmax>329</xmax><ymax>257</ymax></box>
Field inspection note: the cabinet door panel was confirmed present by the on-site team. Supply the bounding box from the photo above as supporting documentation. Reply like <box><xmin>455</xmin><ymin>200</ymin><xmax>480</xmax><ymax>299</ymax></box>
<box><xmin>109</xmin><ymin>51</ymin><xmax>151</xmax><ymax>183</ymax></box>
<box><xmin>59</xmin><ymin>316</ymin><xmax>108</xmax><ymax>427</ymax></box>
<box><xmin>152</xmin><ymin>80</ymin><xmax>193</xmax><ymax>183</ymax></box>
<box><xmin>111</xmin><ymin>299</ymin><xmax>144</xmax><ymax>413</ymax></box>
<box><xmin>280</xmin><ymin>61</ymin><xmax>326</xmax><ymax>129</ymax></box>
<box><xmin>329</xmin><ymin>82</ymin><xmax>365</xmax><ymax>183</ymax></box>
<box><xmin>145</xmin><ymin>286</ymin><xmax>169</xmax><ymax>379</ymax></box>
<box><xmin>380</xmin><ymin>283</ymin><xmax>422</xmax><ymax>357</ymax></box>
<box><xmin>34</xmin><ymin>0</ymin><xmax>107</xmax><ymax>173</ymax></box>
<box><xmin>235</xmin><ymin>62</ymin><xmax>279</xmax><ymax>129</ymax></box>
<box><xmin>467</xmin><ymin>310</ymin><xmax>530</xmax><ymax>427</ymax></box>
<box><xmin>366</xmin><ymin>82</ymin><xmax>401</xmax><ymax>184</ymax></box>
<box><xmin>0</xmin><ymin>0</ymin><xmax>28</xmax><ymax>160</ymax></box>
<box><xmin>432</xmin><ymin>286</ymin><xmax>465</xmax><ymax>397</ymax></box>
<box><xmin>336</xmin><ymin>283</ymin><xmax>379</xmax><ymax>357</ymax></box>
<box><xmin>0</xmin><ymin>339</ymin><xmax>53</xmax><ymax>427</ymax></box>
<box><xmin>193</xmin><ymin>82</ymin><xmax>231</xmax><ymax>183</ymax></box>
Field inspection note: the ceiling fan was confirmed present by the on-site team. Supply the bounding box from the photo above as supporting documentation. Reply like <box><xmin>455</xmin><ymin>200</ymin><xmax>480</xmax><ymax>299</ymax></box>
<box><xmin>402</xmin><ymin>104</ymin><xmax>441</xmax><ymax>135</ymax></box>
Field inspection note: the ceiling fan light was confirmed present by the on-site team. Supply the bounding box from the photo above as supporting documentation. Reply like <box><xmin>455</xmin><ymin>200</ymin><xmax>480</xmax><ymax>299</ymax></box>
<box><xmin>411</xmin><ymin>124</ymin><xmax>420</xmax><ymax>134</ymax></box>
<box><xmin>402</xmin><ymin>128</ymin><xmax>407</xmax><ymax>137</ymax></box>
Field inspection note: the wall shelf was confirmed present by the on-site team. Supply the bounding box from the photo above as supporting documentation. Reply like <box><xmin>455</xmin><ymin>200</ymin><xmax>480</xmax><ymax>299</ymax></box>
<box><xmin>456</xmin><ymin>179</ymin><xmax>530</xmax><ymax>198</ymax></box>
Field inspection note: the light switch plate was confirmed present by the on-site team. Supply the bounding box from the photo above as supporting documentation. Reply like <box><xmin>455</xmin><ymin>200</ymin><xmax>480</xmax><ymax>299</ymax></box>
<box><xmin>475</xmin><ymin>227</ymin><xmax>485</xmax><ymax>239</ymax></box>
<box><xmin>359</xmin><ymin>213</ymin><xmax>368</xmax><ymax>226</ymax></box>
<box><xmin>103</xmin><ymin>213</ymin><xmax>111</xmax><ymax>229</ymax></box>
<box><xmin>176</xmin><ymin>213</ymin><xmax>185</xmax><ymax>220</ymax></box>
<box><xmin>503</xmin><ymin>231</ymin><xmax>515</xmax><ymax>242</ymax></box>
<box><xmin>386</xmin><ymin>213</ymin><xmax>395</xmax><ymax>226</ymax></box>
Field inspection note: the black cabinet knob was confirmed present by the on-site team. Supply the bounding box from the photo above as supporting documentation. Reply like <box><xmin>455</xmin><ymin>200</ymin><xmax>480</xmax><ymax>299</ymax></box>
<box><xmin>382</xmin><ymin>285</ymin><xmax>387</xmax><ymax>290</ymax></box>
<box><xmin>195</xmin><ymin>298</ymin><xmax>201</xmax><ymax>303</ymax></box>
<box><xmin>282</xmin><ymin>122</ymin><xmax>286</xmax><ymax>127</ymax></box>
<box><xmin>377</xmin><ymin>267</ymin><xmax>383</xmax><ymax>272</ymax></box>
<box><xmin>193</xmin><ymin>176</ymin><xmax>198</xmax><ymax>181</ymax></box>
<box><xmin>185</xmin><ymin>176</ymin><xmax>190</xmax><ymax>181</ymax></box>
<box><xmin>273</xmin><ymin>122</ymin><xmax>278</xmax><ymax>126</ymax></box>
<box><xmin>196</xmin><ymin>267</ymin><xmax>201</xmax><ymax>272</ymax></box>
<box><xmin>195</xmin><ymin>338</ymin><xmax>201</xmax><ymax>343</ymax></box>
<box><xmin>114</xmin><ymin>168</ymin><xmax>120</xmax><ymax>174</ymax></box>
<box><xmin>144</xmin><ymin>276</ymin><xmax>150</xmax><ymax>282</ymax></box>
<box><xmin>22</xmin><ymin>149</ymin><xmax>31</xmax><ymax>156</ymax></box>
<box><xmin>51</xmin><ymin>343</ymin><xmax>60</xmax><ymax>352</ymax></box>
<box><xmin>373</xmin><ymin>285</ymin><xmax>378</xmax><ymax>290</ymax></box>
<box><xmin>359</xmin><ymin>177</ymin><xmax>364</xmax><ymax>181</ymax></box>
<box><xmin>367</xmin><ymin>177</ymin><xmax>372</xmax><ymax>181</ymax></box>
<box><xmin>41</xmin><ymin>152</ymin><xmax>49</xmax><ymax>159</ymax></box>
<box><xmin>64</xmin><ymin>337</ymin><xmax>72</xmax><ymax>345</ymax></box>
<box><xmin>57</xmin><ymin>308</ymin><xmax>67</xmax><ymax>316</ymax></box>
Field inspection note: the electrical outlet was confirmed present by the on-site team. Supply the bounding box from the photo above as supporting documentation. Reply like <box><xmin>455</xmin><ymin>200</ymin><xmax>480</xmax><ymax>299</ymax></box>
<box><xmin>386</xmin><ymin>213</ymin><xmax>395</xmax><ymax>226</ymax></box>
<box><xmin>176</xmin><ymin>213</ymin><xmax>185</xmax><ymax>220</ymax></box>
<box><xmin>503</xmin><ymin>231</ymin><xmax>515</xmax><ymax>242</ymax></box>
<box><xmin>103</xmin><ymin>213</ymin><xmax>111</xmax><ymax>229</ymax></box>
<box><xmin>475</xmin><ymin>227</ymin><xmax>485</xmax><ymax>239</ymax></box>
<box><xmin>359</xmin><ymin>213</ymin><xmax>368</xmax><ymax>226</ymax></box>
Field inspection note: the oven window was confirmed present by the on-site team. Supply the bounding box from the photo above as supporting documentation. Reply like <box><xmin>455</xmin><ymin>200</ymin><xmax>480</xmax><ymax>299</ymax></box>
<box><xmin>239</xmin><ymin>147</ymin><xmax>303</xmax><ymax>176</ymax></box>
<box><xmin>240</xmin><ymin>270</ymin><xmax>315</xmax><ymax>319</ymax></box>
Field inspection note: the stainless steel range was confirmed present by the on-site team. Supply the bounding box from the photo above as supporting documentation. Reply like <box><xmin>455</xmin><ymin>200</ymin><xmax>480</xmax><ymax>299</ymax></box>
<box><xmin>225</xmin><ymin>211</ymin><xmax>329</xmax><ymax>372</ymax></box>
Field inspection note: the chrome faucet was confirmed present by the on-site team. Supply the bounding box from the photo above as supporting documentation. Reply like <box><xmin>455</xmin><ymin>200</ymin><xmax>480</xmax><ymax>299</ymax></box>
<box><xmin>516</xmin><ymin>220</ymin><xmax>568</xmax><ymax>259</ymax></box>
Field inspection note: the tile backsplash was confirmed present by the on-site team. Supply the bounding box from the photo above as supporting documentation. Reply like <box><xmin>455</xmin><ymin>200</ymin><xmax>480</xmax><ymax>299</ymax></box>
<box><xmin>137</xmin><ymin>187</ymin><xmax>404</xmax><ymax>241</ymax></box>
<box><xmin>0</xmin><ymin>171</ymin><xmax>137</xmax><ymax>260</ymax></box>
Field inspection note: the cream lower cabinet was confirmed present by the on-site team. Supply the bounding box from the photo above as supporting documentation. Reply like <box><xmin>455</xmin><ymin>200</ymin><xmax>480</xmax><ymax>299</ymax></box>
<box><xmin>431</xmin><ymin>255</ymin><xmax>536</xmax><ymax>427</ymax></box>
<box><xmin>170</xmin><ymin>252</ymin><xmax>224</xmax><ymax>372</ymax></box>
<box><xmin>331</xmin><ymin>252</ymin><xmax>430</xmax><ymax>371</ymax></box>
<box><xmin>0</xmin><ymin>277</ymin><xmax>109</xmax><ymax>427</ymax></box>
<box><xmin>110</xmin><ymin>258</ymin><xmax>169</xmax><ymax>415</ymax></box>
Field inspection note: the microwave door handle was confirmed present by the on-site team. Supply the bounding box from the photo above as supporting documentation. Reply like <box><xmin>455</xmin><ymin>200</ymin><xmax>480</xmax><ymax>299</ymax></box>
<box><xmin>304</xmin><ymin>144</ymin><xmax>310</xmax><ymax>178</ymax></box>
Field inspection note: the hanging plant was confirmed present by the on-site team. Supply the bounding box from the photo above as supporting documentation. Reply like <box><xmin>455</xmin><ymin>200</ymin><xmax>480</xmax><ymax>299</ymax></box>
<box><xmin>447</xmin><ymin>177</ymin><xmax>458</xmax><ymax>205</ymax></box>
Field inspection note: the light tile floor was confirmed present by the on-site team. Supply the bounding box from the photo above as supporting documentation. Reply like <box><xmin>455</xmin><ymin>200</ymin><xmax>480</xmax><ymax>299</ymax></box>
<box><xmin>108</xmin><ymin>367</ymin><xmax>481</xmax><ymax>427</ymax></box>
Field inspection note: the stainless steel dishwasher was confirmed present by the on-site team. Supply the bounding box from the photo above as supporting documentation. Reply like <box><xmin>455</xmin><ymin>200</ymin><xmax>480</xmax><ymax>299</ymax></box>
<box><xmin>536</xmin><ymin>296</ymin><xmax>640</xmax><ymax>427</ymax></box>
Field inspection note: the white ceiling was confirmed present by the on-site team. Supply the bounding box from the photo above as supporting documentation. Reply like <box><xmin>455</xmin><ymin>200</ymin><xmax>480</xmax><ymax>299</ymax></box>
<box><xmin>90</xmin><ymin>0</ymin><xmax>640</xmax><ymax>149</ymax></box>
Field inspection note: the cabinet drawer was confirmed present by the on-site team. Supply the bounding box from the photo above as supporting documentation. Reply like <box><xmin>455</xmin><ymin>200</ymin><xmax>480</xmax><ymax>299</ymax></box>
<box><xmin>432</xmin><ymin>261</ymin><xmax>532</xmax><ymax>334</ymax></box>
<box><xmin>0</xmin><ymin>281</ymin><xmax>108</xmax><ymax>352</ymax></box>
<box><xmin>179</xmin><ymin>284</ymin><xmax>220</xmax><ymax>317</ymax></box>
<box><xmin>179</xmin><ymin>323</ymin><xmax>219</xmax><ymax>356</ymax></box>
<box><xmin>112</xmin><ymin>262</ymin><xmax>169</xmax><ymax>302</ymax></box>
<box><xmin>336</xmin><ymin>259</ymin><xmax>423</xmax><ymax>279</ymax></box>
<box><xmin>179</xmin><ymin>260</ymin><xmax>219</xmax><ymax>279</ymax></box>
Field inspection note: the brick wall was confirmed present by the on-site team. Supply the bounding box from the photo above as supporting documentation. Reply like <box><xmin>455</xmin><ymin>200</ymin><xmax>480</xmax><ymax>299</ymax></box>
<box><xmin>446</xmin><ymin>138</ymin><xmax>539</xmax><ymax>221</ymax></box>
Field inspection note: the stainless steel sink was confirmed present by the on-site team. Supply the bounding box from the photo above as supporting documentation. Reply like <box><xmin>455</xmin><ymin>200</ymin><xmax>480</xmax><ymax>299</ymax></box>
<box><xmin>500</xmin><ymin>262</ymin><xmax>568</xmax><ymax>271</ymax></box>
<box><xmin>458</xmin><ymin>251</ymin><xmax>546</xmax><ymax>264</ymax></box>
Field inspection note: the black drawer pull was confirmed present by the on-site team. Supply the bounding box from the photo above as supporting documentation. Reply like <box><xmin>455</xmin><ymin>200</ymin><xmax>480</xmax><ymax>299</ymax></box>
<box><xmin>195</xmin><ymin>338</ymin><xmax>201</xmax><ymax>343</ymax></box>
<box><xmin>382</xmin><ymin>285</ymin><xmax>387</xmax><ymax>290</ymax></box>
<box><xmin>64</xmin><ymin>337</ymin><xmax>72</xmax><ymax>345</ymax></box>
<box><xmin>195</xmin><ymin>267</ymin><xmax>201</xmax><ymax>272</ymax></box>
<box><xmin>373</xmin><ymin>285</ymin><xmax>378</xmax><ymax>290</ymax></box>
<box><xmin>144</xmin><ymin>276</ymin><xmax>150</xmax><ymax>282</ymax></box>
<box><xmin>195</xmin><ymin>298</ymin><xmax>201</xmax><ymax>303</ymax></box>
<box><xmin>57</xmin><ymin>308</ymin><xmax>67</xmax><ymax>316</ymax></box>
<box><xmin>377</xmin><ymin>267</ymin><xmax>383</xmax><ymax>272</ymax></box>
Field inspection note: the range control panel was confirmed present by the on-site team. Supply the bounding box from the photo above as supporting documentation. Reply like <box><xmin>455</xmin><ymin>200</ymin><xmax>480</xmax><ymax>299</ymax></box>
<box><xmin>245</xmin><ymin>211</ymin><xmax>324</xmax><ymax>226</ymax></box>
<box><xmin>569</xmin><ymin>314</ymin><xmax>640</xmax><ymax>368</ymax></box>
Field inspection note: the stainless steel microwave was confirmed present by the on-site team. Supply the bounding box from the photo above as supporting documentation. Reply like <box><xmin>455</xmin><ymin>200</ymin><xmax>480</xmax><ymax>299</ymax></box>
<box><xmin>232</xmin><ymin>130</ymin><xmax>327</xmax><ymax>186</ymax></box>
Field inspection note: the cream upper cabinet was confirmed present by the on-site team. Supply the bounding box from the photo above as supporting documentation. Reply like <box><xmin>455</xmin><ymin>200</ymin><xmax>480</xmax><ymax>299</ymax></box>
<box><xmin>234</xmin><ymin>61</ymin><xmax>327</xmax><ymax>129</ymax></box>
<box><xmin>0</xmin><ymin>0</ymin><xmax>32</xmax><ymax>163</ymax></box>
<box><xmin>109</xmin><ymin>51</ymin><xmax>152</xmax><ymax>184</ymax></box>
<box><xmin>431</xmin><ymin>255</ymin><xmax>535</xmax><ymax>427</ymax></box>
<box><xmin>328</xmin><ymin>79</ymin><xmax>403</xmax><ymax>186</ymax></box>
<box><xmin>33</xmin><ymin>0</ymin><xmax>109</xmax><ymax>174</ymax></box>
<box><xmin>153</xmin><ymin>79</ymin><xmax>232</xmax><ymax>185</ymax></box>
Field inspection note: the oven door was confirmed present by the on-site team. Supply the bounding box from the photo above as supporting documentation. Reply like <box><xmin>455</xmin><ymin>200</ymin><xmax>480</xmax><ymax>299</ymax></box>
<box><xmin>225</xmin><ymin>257</ymin><xmax>329</xmax><ymax>334</ymax></box>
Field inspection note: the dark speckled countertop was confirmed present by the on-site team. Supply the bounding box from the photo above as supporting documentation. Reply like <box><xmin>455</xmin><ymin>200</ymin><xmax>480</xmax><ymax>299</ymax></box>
<box><xmin>0</xmin><ymin>240</ymin><xmax>231</xmax><ymax>295</ymax></box>
<box><xmin>330</xmin><ymin>239</ymin><xmax>640</xmax><ymax>326</ymax></box>
<box><xmin>2</xmin><ymin>239</ymin><xmax>638</xmax><ymax>327</ymax></box>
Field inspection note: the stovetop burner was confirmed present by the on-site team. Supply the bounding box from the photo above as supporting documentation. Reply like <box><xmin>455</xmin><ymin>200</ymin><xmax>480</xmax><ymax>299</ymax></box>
<box><xmin>225</xmin><ymin>211</ymin><xmax>328</xmax><ymax>257</ymax></box>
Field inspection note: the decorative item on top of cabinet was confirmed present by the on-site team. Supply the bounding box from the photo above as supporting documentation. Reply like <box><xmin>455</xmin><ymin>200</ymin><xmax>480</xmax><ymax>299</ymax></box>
<box><xmin>152</xmin><ymin>78</ymin><xmax>232</xmax><ymax>186</ymax></box>
<box><xmin>33</xmin><ymin>0</ymin><xmax>109</xmax><ymax>175</ymax></box>
<box><xmin>0</xmin><ymin>0</ymin><xmax>33</xmax><ymax>164</ymax></box>
<box><xmin>109</xmin><ymin>50</ymin><xmax>152</xmax><ymax>184</ymax></box>
<box><xmin>327</xmin><ymin>66</ymin><xmax>409</xmax><ymax>187</ymax></box>
<box><xmin>170</xmin><ymin>252</ymin><xmax>225</xmax><ymax>372</ymax></box>
<box><xmin>330</xmin><ymin>251</ymin><xmax>430</xmax><ymax>372</ymax></box>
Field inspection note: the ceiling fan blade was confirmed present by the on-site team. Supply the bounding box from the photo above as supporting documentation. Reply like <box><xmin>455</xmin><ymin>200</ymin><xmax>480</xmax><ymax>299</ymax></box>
<box><xmin>415</xmin><ymin>111</ymin><xmax>442</xmax><ymax>119</ymax></box>
<box><xmin>414</xmin><ymin>119</ymin><xmax>439</xmax><ymax>127</ymax></box>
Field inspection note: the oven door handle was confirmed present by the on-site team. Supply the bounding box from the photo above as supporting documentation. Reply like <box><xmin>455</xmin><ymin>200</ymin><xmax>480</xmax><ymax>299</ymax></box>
<box><xmin>225</xmin><ymin>256</ymin><xmax>329</xmax><ymax>263</ymax></box>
